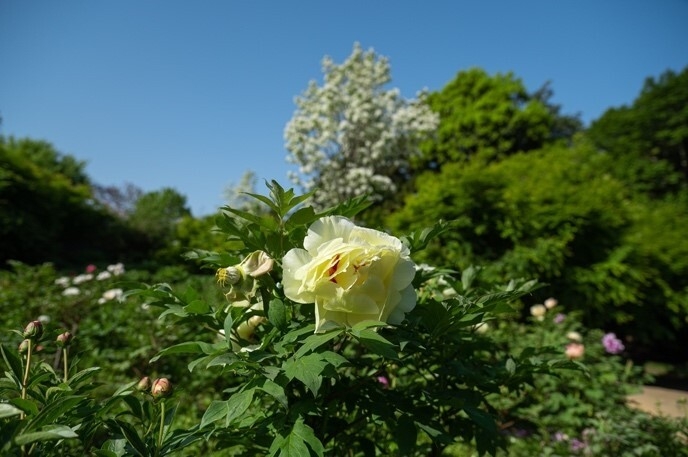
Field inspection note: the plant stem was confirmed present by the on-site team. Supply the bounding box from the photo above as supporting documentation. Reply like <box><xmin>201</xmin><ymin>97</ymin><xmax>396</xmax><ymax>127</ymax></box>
<box><xmin>62</xmin><ymin>348</ymin><xmax>69</xmax><ymax>384</ymax></box>
<box><xmin>157</xmin><ymin>401</ymin><xmax>166</xmax><ymax>453</ymax></box>
<box><xmin>21</xmin><ymin>340</ymin><xmax>32</xmax><ymax>400</ymax></box>
<box><xmin>20</xmin><ymin>339</ymin><xmax>33</xmax><ymax>420</ymax></box>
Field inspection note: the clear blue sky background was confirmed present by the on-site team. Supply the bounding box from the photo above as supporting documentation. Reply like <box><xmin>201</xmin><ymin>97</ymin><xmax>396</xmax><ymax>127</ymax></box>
<box><xmin>1</xmin><ymin>1</ymin><xmax>686</xmax><ymax>216</ymax></box>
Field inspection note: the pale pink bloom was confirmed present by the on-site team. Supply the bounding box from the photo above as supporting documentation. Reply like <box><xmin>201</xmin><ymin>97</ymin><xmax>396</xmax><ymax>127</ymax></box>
<box><xmin>544</xmin><ymin>297</ymin><xmax>558</xmax><ymax>309</ymax></box>
<box><xmin>62</xmin><ymin>287</ymin><xmax>80</xmax><ymax>296</ymax></box>
<box><xmin>96</xmin><ymin>271</ymin><xmax>112</xmax><ymax>281</ymax></box>
<box><xmin>107</xmin><ymin>263</ymin><xmax>125</xmax><ymax>276</ymax></box>
<box><xmin>565</xmin><ymin>342</ymin><xmax>585</xmax><ymax>359</ymax></box>
<box><xmin>530</xmin><ymin>304</ymin><xmax>546</xmax><ymax>321</ymax></box>
<box><xmin>54</xmin><ymin>277</ymin><xmax>71</xmax><ymax>287</ymax></box>
<box><xmin>566</xmin><ymin>331</ymin><xmax>583</xmax><ymax>342</ymax></box>
<box><xmin>72</xmin><ymin>274</ymin><xmax>93</xmax><ymax>284</ymax></box>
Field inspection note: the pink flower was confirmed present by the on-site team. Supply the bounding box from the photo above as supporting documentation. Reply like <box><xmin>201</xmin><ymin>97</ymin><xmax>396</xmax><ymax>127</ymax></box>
<box><xmin>151</xmin><ymin>378</ymin><xmax>172</xmax><ymax>398</ymax></box>
<box><xmin>85</xmin><ymin>264</ymin><xmax>97</xmax><ymax>273</ymax></box>
<box><xmin>565</xmin><ymin>342</ymin><xmax>585</xmax><ymax>359</ymax></box>
<box><xmin>602</xmin><ymin>332</ymin><xmax>625</xmax><ymax>354</ymax></box>
<box><xmin>376</xmin><ymin>375</ymin><xmax>390</xmax><ymax>389</ymax></box>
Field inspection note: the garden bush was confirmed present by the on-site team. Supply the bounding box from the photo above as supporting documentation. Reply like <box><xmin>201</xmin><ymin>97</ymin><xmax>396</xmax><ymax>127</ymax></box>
<box><xmin>2</xmin><ymin>182</ymin><xmax>686</xmax><ymax>456</ymax></box>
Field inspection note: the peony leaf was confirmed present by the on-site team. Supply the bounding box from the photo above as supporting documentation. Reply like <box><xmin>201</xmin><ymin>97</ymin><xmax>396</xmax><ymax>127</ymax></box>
<box><xmin>0</xmin><ymin>403</ymin><xmax>22</xmax><ymax>419</ymax></box>
<box><xmin>294</xmin><ymin>329</ymin><xmax>343</xmax><ymax>358</ymax></box>
<box><xmin>14</xmin><ymin>425</ymin><xmax>79</xmax><ymax>446</ymax></box>
<box><xmin>283</xmin><ymin>354</ymin><xmax>328</xmax><ymax>396</ymax></box>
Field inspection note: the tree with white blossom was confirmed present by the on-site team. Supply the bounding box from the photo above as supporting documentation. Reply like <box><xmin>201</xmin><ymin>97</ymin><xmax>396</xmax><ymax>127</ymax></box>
<box><xmin>284</xmin><ymin>43</ymin><xmax>439</xmax><ymax>209</ymax></box>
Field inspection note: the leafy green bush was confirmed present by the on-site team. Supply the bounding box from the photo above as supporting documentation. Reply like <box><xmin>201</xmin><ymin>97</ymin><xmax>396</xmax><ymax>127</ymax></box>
<box><xmin>6</xmin><ymin>182</ymin><xmax>683</xmax><ymax>457</ymax></box>
<box><xmin>483</xmin><ymin>298</ymin><xmax>688</xmax><ymax>456</ymax></box>
<box><xmin>388</xmin><ymin>142</ymin><xmax>688</xmax><ymax>350</ymax></box>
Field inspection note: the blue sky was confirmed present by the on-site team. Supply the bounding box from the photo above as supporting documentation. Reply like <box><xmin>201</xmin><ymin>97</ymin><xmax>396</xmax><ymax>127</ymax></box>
<box><xmin>1</xmin><ymin>1</ymin><xmax>686</xmax><ymax>216</ymax></box>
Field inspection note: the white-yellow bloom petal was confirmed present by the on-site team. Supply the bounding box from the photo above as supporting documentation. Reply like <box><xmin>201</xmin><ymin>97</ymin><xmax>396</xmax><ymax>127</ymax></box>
<box><xmin>283</xmin><ymin>216</ymin><xmax>416</xmax><ymax>333</ymax></box>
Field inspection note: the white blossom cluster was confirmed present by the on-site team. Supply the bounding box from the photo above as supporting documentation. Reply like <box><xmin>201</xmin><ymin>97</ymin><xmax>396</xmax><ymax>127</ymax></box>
<box><xmin>54</xmin><ymin>263</ymin><xmax>126</xmax><ymax>297</ymax></box>
<box><xmin>284</xmin><ymin>43</ymin><xmax>439</xmax><ymax>209</ymax></box>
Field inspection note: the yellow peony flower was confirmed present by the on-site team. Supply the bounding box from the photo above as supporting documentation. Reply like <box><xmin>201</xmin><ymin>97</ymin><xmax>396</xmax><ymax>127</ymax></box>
<box><xmin>283</xmin><ymin>216</ymin><xmax>416</xmax><ymax>333</ymax></box>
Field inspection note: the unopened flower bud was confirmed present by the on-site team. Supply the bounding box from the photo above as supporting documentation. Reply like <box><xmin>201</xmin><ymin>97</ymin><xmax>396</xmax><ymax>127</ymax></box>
<box><xmin>236</xmin><ymin>315</ymin><xmax>266</xmax><ymax>341</ymax></box>
<box><xmin>151</xmin><ymin>377</ymin><xmax>172</xmax><ymax>398</ymax></box>
<box><xmin>216</xmin><ymin>267</ymin><xmax>242</xmax><ymax>287</ymax></box>
<box><xmin>529</xmin><ymin>304</ymin><xmax>546</xmax><ymax>321</ymax></box>
<box><xmin>18</xmin><ymin>339</ymin><xmax>30</xmax><ymax>354</ymax></box>
<box><xmin>56</xmin><ymin>332</ymin><xmax>73</xmax><ymax>347</ymax></box>
<box><xmin>544</xmin><ymin>297</ymin><xmax>558</xmax><ymax>309</ymax></box>
<box><xmin>136</xmin><ymin>376</ymin><xmax>151</xmax><ymax>392</ymax></box>
<box><xmin>23</xmin><ymin>320</ymin><xmax>43</xmax><ymax>340</ymax></box>
<box><xmin>566</xmin><ymin>331</ymin><xmax>583</xmax><ymax>342</ymax></box>
<box><xmin>565</xmin><ymin>342</ymin><xmax>585</xmax><ymax>359</ymax></box>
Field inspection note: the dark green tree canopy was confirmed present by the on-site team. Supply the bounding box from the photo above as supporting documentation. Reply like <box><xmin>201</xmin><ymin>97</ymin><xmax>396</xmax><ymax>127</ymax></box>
<box><xmin>390</xmin><ymin>142</ymin><xmax>688</xmax><ymax>347</ymax></box>
<box><xmin>128</xmin><ymin>187</ymin><xmax>191</xmax><ymax>242</ymax></box>
<box><xmin>0</xmin><ymin>136</ymin><xmax>151</xmax><ymax>267</ymax></box>
<box><xmin>588</xmin><ymin>66</ymin><xmax>688</xmax><ymax>184</ymax></box>
<box><xmin>415</xmin><ymin>68</ymin><xmax>581</xmax><ymax>171</ymax></box>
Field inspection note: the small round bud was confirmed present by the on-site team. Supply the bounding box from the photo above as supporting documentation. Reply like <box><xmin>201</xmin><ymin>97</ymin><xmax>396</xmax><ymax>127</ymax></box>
<box><xmin>566</xmin><ymin>331</ymin><xmax>583</xmax><ymax>342</ymax></box>
<box><xmin>136</xmin><ymin>376</ymin><xmax>151</xmax><ymax>392</ymax></box>
<box><xmin>544</xmin><ymin>297</ymin><xmax>558</xmax><ymax>309</ymax></box>
<box><xmin>56</xmin><ymin>332</ymin><xmax>73</xmax><ymax>347</ymax></box>
<box><xmin>23</xmin><ymin>320</ymin><xmax>43</xmax><ymax>340</ymax></box>
<box><xmin>151</xmin><ymin>377</ymin><xmax>172</xmax><ymax>398</ymax></box>
<box><xmin>565</xmin><ymin>342</ymin><xmax>585</xmax><ymax>359</ymax></box>
<box><xmin>529</xmin><ymin>304</ymin><xmax>546</xmax><ymax>321</ymax></box>
<box><xmin>18</xmin><ymin>339</ymin><xmax>30</xmax><ymax>354</ymax></box>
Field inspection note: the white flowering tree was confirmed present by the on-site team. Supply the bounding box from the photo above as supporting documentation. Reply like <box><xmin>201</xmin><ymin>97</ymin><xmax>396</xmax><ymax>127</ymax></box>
<box><xmin>284</xmin><ymin>43</ymin><xmax>439</xmax><ymax>209</ymax></box>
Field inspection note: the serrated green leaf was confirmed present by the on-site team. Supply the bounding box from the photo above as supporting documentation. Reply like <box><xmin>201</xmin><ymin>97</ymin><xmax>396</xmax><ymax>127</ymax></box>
<box><xmin>184</xmin><ymin>299</ymin><xmax>210</xmax><ymax>314</ymax></box>
<box><xmin>206</xmin><ymin>353</ymin><xmax>242</xmax><ymax>369</ymax></box>
<box><xmin>285</xmin><ymin>206</ymin><xmax>317</xmax><ymax>229</ymax></box>
<box><xmin>270</xmin><ymin>428</ymin><xmax>309</xmax><ymax>457</ymax></box>
<box><xmin>291</xmin><ymin>418</ymin><xmax>324</xmax><ymax>457</ymax></box>
<box><xmin>241</xmin><ymin>192</ymin><xmax>280</xmax><ymax>214</ymax></box>
<box><xmin>256</xmin><ymin>379</ymin><xmax>288</xmax><ymax>409</ymax></box>
<box><xmin>294</xmin><ymin>329</ymin><xmax>343</xmax><ymax>358</ymax></box>
<box><xmin>320</xmin><ymin>194</ymin><xmax>373</xmax><ymax>219</ymax></box>
<box><xmin>14</xmin><ymin>424</ymin><xmax>79</xmax><ymax>446</ymax></box>
<box><xmin>283</xmin><ymin>354</ymin><xmax>328</xmax><ymax>396</ymax></box>
<box><xmin>267</xmin><ymin>298</ymin><xmax>288</xmax><ymax>330</ymax></box>
<box><xmin>355</xmin><ymin>329</ymin><xmax>398</xmax><ymax>359</ymax></box>
<box><xmin>318</xmin><ymin>351</ymin><xmax>348</xmax><ymax>368</ymax></box>
<box><xmin>200</xmin><ymin>389</ymin><xmax>255</xmax><ymax>429</ymax></box>
<box><xmin>200</xmin><ymin>400</ymin><xmax>228</xmax><ymax>429</ymax></box>
<box><xmin>350</xmin><ymin>320</ymin><xmax>388</xmax><ymax>336</ymax></box>
<box><xmin>224</xmin><ymin>206</ymin><xmax>276</xmax><ymax>228</ymax></box>
<box><xmin>224</xmin><ymin>389</ymin><xmax>255</xmax><ymax>426</ymax></box>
